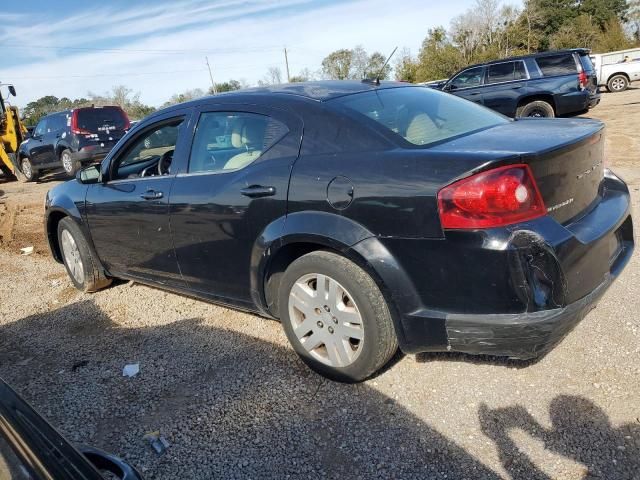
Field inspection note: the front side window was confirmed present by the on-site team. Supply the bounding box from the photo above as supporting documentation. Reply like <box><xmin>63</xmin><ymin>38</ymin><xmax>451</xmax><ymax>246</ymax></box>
<box><xmin>34</xmin><ymin>118</ymin><xmax>47</xmax><ymax>136</ymax></box>
<box><xmin>188</xmin><ymin>112</ymin><xmax>288</xmax><ymax>173</ymax></box>
<box><xmin>450</xmin><ymin>66</ymin><xmax>484</xmax><ymax>89</ymax></box>
<box><xmin>536</xmin><ymin>54</ymin><xmax>577</xmax><ymax>76</ymax></box>
<box><xmin>487</xmin><ymin>61</ymin><xmax>527</xmax><ymax>84</ymax></box>
<box><xmin>334</xmin><ymin>87</ymin><xmax>508</xmax><ymax>147</ymax></box>
<box><xmin>112</xmin><ymin>118</ymin><xmax>183</xmax><ymax>180</ymax></box>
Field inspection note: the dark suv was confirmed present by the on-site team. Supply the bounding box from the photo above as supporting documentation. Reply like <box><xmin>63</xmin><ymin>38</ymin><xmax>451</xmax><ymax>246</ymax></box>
<box><xmin>18</xmin><ymin>106</ymin><xmax>130</xmax><ymax>181</ymax></box>
<box><xmin>434</xmin><ymin>49</ymin><xmax>599</xmax><ymax>118</ymax></box>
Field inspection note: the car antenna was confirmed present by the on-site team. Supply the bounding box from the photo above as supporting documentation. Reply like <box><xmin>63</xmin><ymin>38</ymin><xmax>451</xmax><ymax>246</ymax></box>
<box><xmin>366</xmin><ymin>46</ymin><xmax>398</xmax><ymax>86</ymax></box>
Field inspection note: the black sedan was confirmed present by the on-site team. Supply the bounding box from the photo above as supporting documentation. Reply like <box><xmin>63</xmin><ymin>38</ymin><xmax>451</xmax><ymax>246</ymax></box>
<box><xmin>44</xmin><ymin>81</ymin><xmax>634</xmax><ymax>382</ymax></box>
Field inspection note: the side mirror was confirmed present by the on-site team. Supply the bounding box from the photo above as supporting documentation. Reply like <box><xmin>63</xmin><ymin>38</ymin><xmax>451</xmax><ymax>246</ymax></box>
<box><xmin>444</xmin><ymin>83</ymin><xmax>454</xmax><ymax>92</ymax></box>
<box><xmin>76</xmin><ymin>165</ymin><xmax>101</xmax><ymax>184</ymax></box>
<box><xmin>8</xmin><ymin>85</ymin><xmax>16</xmax><ymax>97</ymax></box>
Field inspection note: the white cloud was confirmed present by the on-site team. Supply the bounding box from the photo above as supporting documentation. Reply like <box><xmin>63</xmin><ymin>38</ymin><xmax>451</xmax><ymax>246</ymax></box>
<box><xmin>0</xmin><ymin>0</ymin><xmax>481</xmax><ymax>107</ymax></box>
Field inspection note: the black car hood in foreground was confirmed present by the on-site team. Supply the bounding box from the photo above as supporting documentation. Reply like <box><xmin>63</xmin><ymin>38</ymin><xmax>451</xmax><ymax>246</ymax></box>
<box><xmin>430</xmin><ymin>117</ymin><xmax>606</xmax><ymax>224</ymax></box>
<box><xmin>0</xmin><ymin>377</ymin><xmax>143</xmax><ymax>479</ymax></box>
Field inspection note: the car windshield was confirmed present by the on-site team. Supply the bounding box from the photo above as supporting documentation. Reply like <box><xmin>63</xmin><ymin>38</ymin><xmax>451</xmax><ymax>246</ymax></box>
<box><xmin>334</xmin><ymin>86</ymin><xmax>508</xmax><ymax>147</ymax></box>
<box><xmin>76</xmin><ymin>107</ymin><xmax>129</xmax><ymax>132</ymax></box>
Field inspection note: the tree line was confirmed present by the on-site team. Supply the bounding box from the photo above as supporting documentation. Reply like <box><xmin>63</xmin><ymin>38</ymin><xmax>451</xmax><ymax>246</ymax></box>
<box><xmin>20</xmin><ymin>0</ymin><xmax>640</xmax><ymax>126</ymax></box>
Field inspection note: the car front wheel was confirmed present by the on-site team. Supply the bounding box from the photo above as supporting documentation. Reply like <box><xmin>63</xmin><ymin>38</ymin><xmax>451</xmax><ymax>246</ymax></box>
<box><xmin>279</xmin><ymin>251</ymin><xmax>398</xmax><ymax>382</ymax></box>
<box><xmin>18</xmin><ymin>157</ymin><xmax>38</xmax><ymax>183</ymax></box>
<box><xmin>57</xmin><ymin>217</ymin><xmax>111</xmax><ymax>292</ymax></box>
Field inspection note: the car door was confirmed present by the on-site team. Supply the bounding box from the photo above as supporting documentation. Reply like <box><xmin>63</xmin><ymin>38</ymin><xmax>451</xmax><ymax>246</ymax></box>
<box><xmin>169</xmin><ymin>104</ymin><xmax>302</xmax><ymax>306</ymax></box>
<box><xmin>85</xmin><ymin>108</ymin><xmax>193</xmax><ymax>287</ymax></box>
<box><xmin>445</xmin><ymin>66</ymin><xmax>485</xmax><ymax>105</ymax></box>
<box><xmin>28</xmin><ymin>117</ymin><xmax>54</xmax><ymax>166</ymax></box>
<box><xmin>481</xmin><ymin>60</ymin><xmax>529</xmax><ymax>116</ymax></box>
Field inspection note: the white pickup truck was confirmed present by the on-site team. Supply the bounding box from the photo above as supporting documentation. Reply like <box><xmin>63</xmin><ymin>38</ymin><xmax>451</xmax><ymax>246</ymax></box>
<box><xmin>590</xmin><ymin>48</ymin><xmax>640</xmax><ymax>92</ymax></box>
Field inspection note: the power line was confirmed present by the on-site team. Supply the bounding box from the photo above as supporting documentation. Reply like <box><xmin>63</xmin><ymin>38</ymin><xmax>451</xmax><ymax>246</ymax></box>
<box><xmin>16</xmin><ymin>68</ymin><xmax>208</xmax><ymax>80</ymax></box>
<box><xmin>3</xmin><ymin>43</ymin><xmax>285</xmax><ymax>55</ymax></box>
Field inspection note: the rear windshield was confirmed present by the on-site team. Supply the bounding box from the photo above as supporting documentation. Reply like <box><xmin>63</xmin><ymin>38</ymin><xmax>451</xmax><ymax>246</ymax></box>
<box><xmin>536</xmin><ymin>54</ymin><xmax>577</xmax><ymax>76</ymax></box>
<box><xmin>333</xmin><ymin>87</ymin><xmax>508</xmax><ymax>147</ymax></box>
<box><xmin>76</xmin><ymin>106</ymin><xmax>129</xmax><ymax>132</ymax></box>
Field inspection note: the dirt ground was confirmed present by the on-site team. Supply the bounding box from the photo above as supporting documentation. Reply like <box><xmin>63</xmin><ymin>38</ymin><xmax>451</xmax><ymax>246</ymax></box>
<box><xmin>1</xmin><ymin>90</ymin><xmax>639</xmax><ymax>479</ymax></box>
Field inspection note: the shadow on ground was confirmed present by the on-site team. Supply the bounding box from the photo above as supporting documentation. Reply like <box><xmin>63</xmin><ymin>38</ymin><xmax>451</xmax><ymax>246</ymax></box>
<box><xmin>1</xmin><ymin>301</ymin><xmax>638</xmax><ymax>478</ymax></box>
<box><xmin>480</xmin><ymin>398</ymin><xmax>640</xmax><ymax>479</ymax></box>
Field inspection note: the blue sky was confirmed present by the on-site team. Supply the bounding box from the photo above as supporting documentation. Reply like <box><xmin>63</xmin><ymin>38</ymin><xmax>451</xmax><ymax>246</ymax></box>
<box><xmin>2</xmin><ymin>0</ymin><xmax>494</xmax><ymax>107</ymax></box>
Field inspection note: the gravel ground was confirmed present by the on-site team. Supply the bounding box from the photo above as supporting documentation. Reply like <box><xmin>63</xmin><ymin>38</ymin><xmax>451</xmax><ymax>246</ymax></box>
<box><xmin>1</xmin><ymin>89</ymin><xmax>640</xmax><ymax>479</ymax></box>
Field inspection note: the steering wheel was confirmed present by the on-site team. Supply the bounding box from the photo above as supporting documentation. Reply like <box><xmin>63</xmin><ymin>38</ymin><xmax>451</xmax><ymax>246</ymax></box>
<box><xmin>157</xmin><ymin>149</ymin><xmax>174</xmax><ymax>175</ymax></box>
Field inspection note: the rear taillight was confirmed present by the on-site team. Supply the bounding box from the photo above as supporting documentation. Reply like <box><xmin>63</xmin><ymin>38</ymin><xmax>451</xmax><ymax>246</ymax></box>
<box><xmin>437</xmin><ymin>164</ymin><xmax>547</xmax><ymax>229</ymax></box>
<box><xmin>578</xmin><ymin>71</ymin><xmax>588</xmax><ymax>89</ymax></box>
<box><xmin>70</xmin><ymin>110</ymin><xmax>90</xmax><ymax>135</ymax></box>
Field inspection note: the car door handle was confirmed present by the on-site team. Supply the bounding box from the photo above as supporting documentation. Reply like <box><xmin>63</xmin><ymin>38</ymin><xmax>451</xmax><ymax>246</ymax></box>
<box><xmin>240</xmin><ymin>185</ymin><xmax>276</xmax><ymax>198</ymax></box>
<box><xmin>140</xmin><ymin>190</ymin><xmax>163</xmax><ymax>200</ymax></box>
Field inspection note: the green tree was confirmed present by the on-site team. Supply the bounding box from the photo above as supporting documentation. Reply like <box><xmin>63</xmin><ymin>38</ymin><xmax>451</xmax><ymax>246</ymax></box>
<box><xmin>321</xmin><ymin>49</ymin><xmax>353</xmax><ymax>80</ymax></box>
<box><xmin>579</xmin><ymin>0</ymin><xmax>629</xmax><ymax>29</ymax></box>
<box><xmin>550</xmin><ymin>14</ymin><xmax>600</xmax><ymax>49</ymax></box>
<box><xmin>415</xmin><ymin>27</ymin><xmax>466</xmax><ymax>82</ymax></box>
<box><xmin>595</xmin><ymin>17</ymin><xmax>634</xmax><ymax>51</ymax></box>
<box><xmin>211</xmin><ymin>79</ymin><xmax>242</xmax><ymax>93</ymax></box>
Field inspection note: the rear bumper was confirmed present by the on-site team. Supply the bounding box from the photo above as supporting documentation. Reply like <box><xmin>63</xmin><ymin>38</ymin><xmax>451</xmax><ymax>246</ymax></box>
<box><xmin>71</xmin><ymin>146</ymin><xmax>111</xmax><ymax>164</ymax></box>
<box><xmin>445</xmin><ymin>239</ymin><xmax>631</xmax><ymax>359</ymax></box>
<box><xmin>588</xmin><ymin>91</ymin><xmax>601</xmax><ymax>108</ymax></box>
<box><xmin>379</xmin><ymin>170</ymin><xmax>634</xmax><ymax>357</ymax></box>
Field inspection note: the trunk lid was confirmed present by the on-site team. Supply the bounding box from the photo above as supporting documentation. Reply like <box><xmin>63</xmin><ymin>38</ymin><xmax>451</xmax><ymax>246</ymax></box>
<box><xmin>430</xmin><ymin>118</ymin><xmax>605</xmax><ymax>224</ymax></box>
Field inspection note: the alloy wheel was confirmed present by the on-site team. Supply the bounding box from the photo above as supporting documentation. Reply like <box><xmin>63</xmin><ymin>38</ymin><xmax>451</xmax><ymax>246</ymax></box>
<box><xmin>62</xmin><ymin>152</ymin><xmax>73</xmax><ymax>173</ymax></box>
<box><xmin>21</xmin><ymin>159</ymin><xmax>32</xmax><ymax>179</ymax></box>
<box><xmin>61</xmin><ymin>229</ymin><xmax>85</xmax><ymax>285</ymax></box>
<box><xmin>611</xmin><ymin>77</ymin><xmax>626</xmax><ymax>91</ymax></box>
<box><xmin>288</xmin><ymin>273</ymin><xmax>364</xmax><ymax>368</ymax></box>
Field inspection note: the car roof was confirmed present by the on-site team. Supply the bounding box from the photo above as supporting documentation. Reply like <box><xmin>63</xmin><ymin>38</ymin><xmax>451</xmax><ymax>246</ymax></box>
<box><xmin>234</xmin><ymin>80</ymin><xmax>410</xmax><ymax>101</ymax></box>
<box><xmin>150</xmin><ymin>80</ymin><xmax>415</xmax><ymax>119</ymax></box>
<box><xmin>462</xmin><ymin>49</ymin><xmax>589</xmax><ymax>70</ymax></box>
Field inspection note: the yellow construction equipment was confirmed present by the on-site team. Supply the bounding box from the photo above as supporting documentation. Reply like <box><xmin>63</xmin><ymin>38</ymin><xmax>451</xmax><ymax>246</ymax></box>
<box><xmin>0</xmin><ymin>83</ymin><xmax>28</xmax><ymax>181</ymax></box>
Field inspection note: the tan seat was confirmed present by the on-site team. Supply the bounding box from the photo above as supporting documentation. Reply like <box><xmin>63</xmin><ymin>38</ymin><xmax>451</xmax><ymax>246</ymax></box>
<box><xmin>405</xmin><ymin>113</ymin><xmax>438</xmax><ymax>145</ymax></box>
<box><xmin>224</xmin><ymin>118</ymin><xmax>266</xmax><ymax>170</ymax></box>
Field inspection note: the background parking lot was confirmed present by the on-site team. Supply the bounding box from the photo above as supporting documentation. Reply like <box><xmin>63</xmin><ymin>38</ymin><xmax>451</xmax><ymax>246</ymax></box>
<box><xmin>1</xmin><ymin>89</ymin><xmax>639</xmax><ymax>479</ymax></box>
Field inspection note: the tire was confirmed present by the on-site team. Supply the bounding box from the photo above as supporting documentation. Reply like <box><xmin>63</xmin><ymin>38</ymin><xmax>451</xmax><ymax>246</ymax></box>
<box><xmin>60</xmin><ymin>149</ymin><xmax>80</xmax><ymax>177</ymax></box>
<box><xmin>278</xmin><ymin>251</ymin><xmax>398</xmax><ymax>382</ymax></box>
<box><xmin>57</xmin><ymin>217</ymin><xmax>112</xmax><ymax>292</ymax></box>
<box><xmin>516</xmin><ymin>100</ymin><xmax>555</xmax><ymax>118</ymax></box>
<box><xmin>607</xmin><ymin>74</ymin><xmax>628</xmax><ymax>93</ymax></box>
<box><xmin>18</xmin><ymin>157</ymin><xmax>38</xmax><ymax>183</ymax></box>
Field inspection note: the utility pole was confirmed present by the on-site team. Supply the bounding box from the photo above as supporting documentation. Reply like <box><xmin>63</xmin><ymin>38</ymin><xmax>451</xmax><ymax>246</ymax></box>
<box><xmin>205</xmin><ymin>56</ymin><xmax>217</xmax><ymax>94</ymax></box>
<box><xmin>284</xmin><ymin>47</ymin><xmax>291</xmax><ymax>82</ymax></box>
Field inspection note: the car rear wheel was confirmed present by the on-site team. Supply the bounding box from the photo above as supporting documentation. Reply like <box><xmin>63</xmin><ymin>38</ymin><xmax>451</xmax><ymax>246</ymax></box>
<box><xmin>57</xmin><ymin>217</ymin><xmax>111</xmax><ymax>292</ymax></box>
<box><xmin>516</xmin><ymin>100</ymin><xmax>555</xmax><ymax>118</ymax></box>
<box><xmin>279</xmin><ymin>251</ymin><xmax>398</xmax><ymax>382</ymax></box>
<box><xmin>60</xmin><ymin>149</ymin><xmax>80</xmax><ymax>177</ymax></box>
<box><xmin>607</xmin><ymin>75</ymin><xmax>628</xmax><ymax>93</ymax></box>
<box><xmin>18</xmin><ymin>157</ymin><xmax>38</xmax><ymax>183</ymax></box>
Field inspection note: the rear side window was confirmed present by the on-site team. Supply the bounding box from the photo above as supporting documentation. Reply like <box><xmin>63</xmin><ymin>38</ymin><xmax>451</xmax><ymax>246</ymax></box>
<box><xmin>49</xmin><ymin>113</ymin><xmax>67</xmax><ymax>132</ymax></box>
<box><xmin>536</xmin><ymin>54</ymin><xmax>577</xmax><ymax>76</ymax></box>
<box><xmin>333</xmin><ymin>87</ymin><xmax>508</xmax><ymax>147</ymax></box>
<box><xmin>75</xmin><ymin>107</ymin><xmax>129</xmax><ymax>133</ymax></box>
<box><xmin>578</xmin><ymin>53</ymin><xmax>595</xmax><ymax>72</ymax></box>
<box><xmin>487</xmin><ymin>61</ymin><xmax>527</xmax><ymax>84</ymax></box>
<box><xmin>189</xmin><ymin>112</ymin><xmax>288</xmax><ymax>173</ymax></box>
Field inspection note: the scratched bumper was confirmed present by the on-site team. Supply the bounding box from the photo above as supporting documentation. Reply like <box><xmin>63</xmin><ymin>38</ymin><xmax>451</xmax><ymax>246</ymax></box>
<box><xmin>445</xmin><ymin>272</ymin><xmax>613</xmax><ymax>359</ymax></box>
